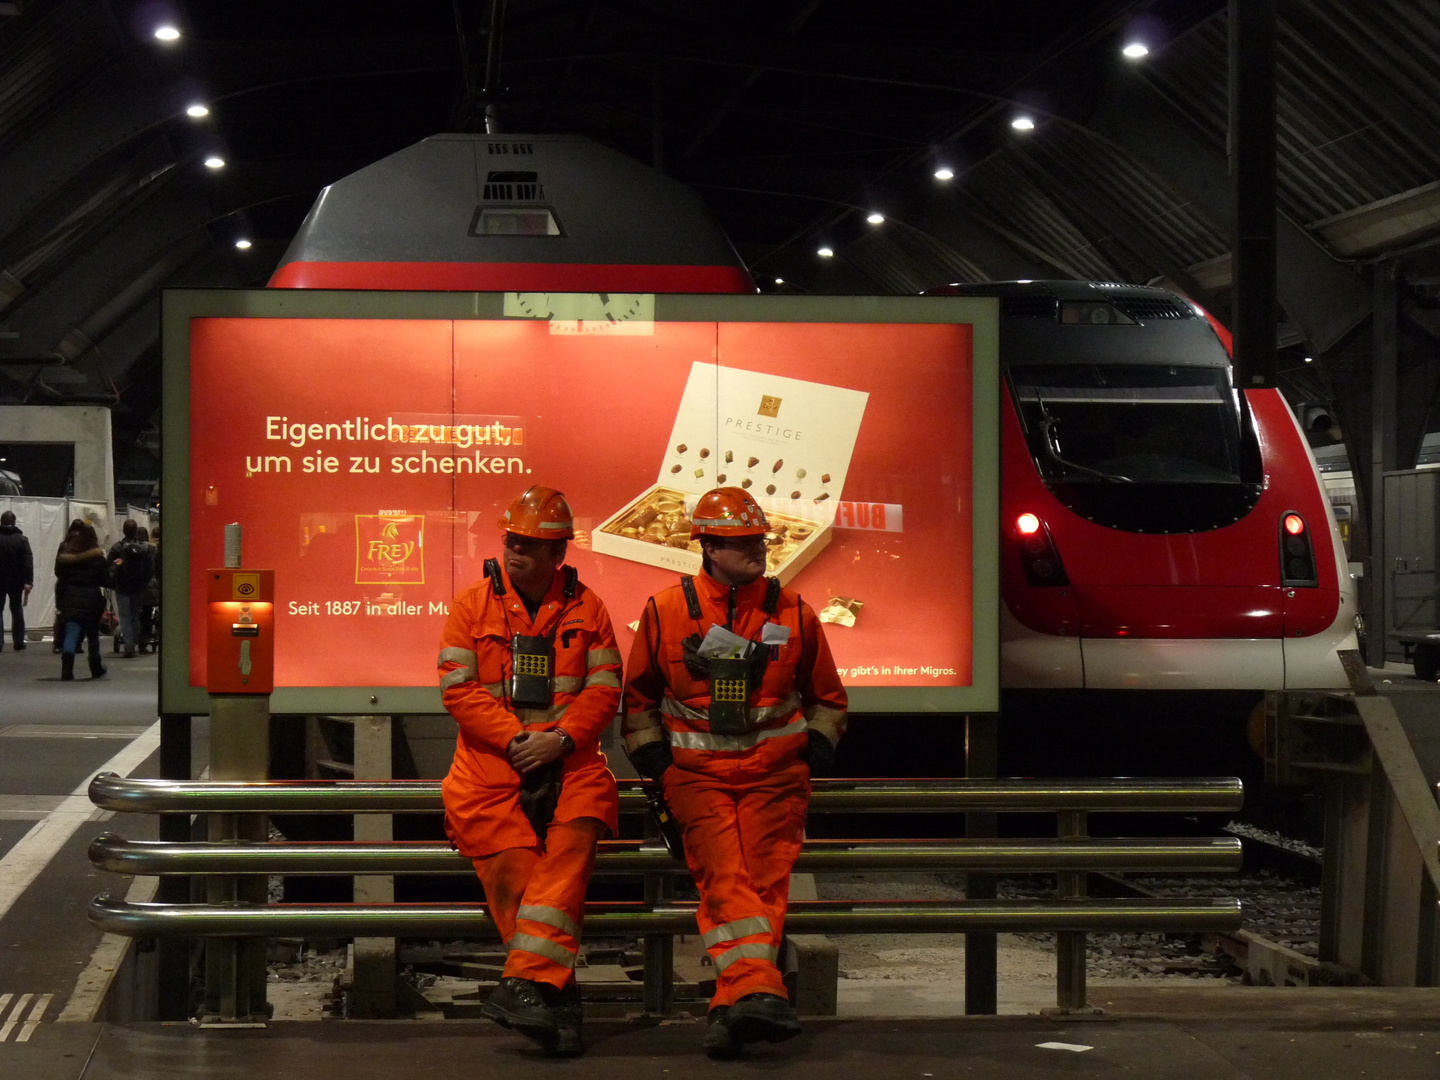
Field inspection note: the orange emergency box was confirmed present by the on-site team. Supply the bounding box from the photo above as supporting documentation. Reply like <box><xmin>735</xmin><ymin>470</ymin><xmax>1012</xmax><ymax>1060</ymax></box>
<box><xmin>206</xmin><ymin>568</ymin><xmax>275</xmax><ymax>694</ymax></box>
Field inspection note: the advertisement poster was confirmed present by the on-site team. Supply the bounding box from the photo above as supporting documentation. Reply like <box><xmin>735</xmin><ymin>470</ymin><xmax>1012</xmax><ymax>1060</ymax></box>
<box><xmin>176</xmin><ymin>294</ymin><xmax>995</xmax><ymax>711</ymax></box>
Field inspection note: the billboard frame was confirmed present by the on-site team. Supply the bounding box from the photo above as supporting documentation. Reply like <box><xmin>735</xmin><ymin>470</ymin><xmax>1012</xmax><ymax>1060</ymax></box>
<box><xmin>161</xmin><ymin>289</ymin><xmax>999</xmax><ymax>715</ymax></box>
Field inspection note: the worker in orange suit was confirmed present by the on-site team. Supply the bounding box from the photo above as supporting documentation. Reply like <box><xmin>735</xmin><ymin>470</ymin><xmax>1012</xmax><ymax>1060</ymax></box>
<box><xmin>622</xmin><ymin>486</ymin><xmax>848</xmax><ymax>1058</ymax></box>
<box><xmin>438</xmin><ymin>485</ymin><xmax>621</xmax><ymax>1057</ymax></box>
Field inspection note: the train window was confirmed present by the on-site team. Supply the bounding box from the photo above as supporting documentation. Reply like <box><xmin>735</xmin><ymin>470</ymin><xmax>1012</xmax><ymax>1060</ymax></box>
<box><xmin>1010</xmin><ymin>364</ymin><xmax>1263</xmax><ymax>533</ymax></box>
<box><xmin>470</xmin><ymin>207</ymin><xmax>563</xmax><ymax>236</ymax></box>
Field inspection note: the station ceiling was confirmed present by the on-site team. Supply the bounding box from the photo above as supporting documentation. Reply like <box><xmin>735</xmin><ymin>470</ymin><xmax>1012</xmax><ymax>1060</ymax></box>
<box><xmin>0</xmin><ymin>0</ymin><xmax>1438</xmax><ymax>493</ymax></box>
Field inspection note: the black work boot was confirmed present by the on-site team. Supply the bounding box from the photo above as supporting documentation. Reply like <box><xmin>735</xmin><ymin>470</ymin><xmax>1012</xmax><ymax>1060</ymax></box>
<box><xmin>89</xmin><ymin>655</ymin><xmax>107</xmax><ymax>679</ymax></box>
<box><xmin>60</xmin><ymin>654</ymin><xmax>75</xmax><ymax>681</ymax></box>
<box><xmin>703</xmin><ymin>1005</ymin><xmax>743</xmax><ymax>1060</ymax></box>
<box><xmin>546</xmin><ymin>980</ymin><xmax>585</xmax><ymax>1058</ymax></box>
<box><xmin>481</xmin><ymin>976</ymin><xmax>556</xmax><ymax>1044</ymax></box>
<box><xmin>725</xmin><ymin>993</ymin><xmax>802</xmax><ymax>1046</ymax></box>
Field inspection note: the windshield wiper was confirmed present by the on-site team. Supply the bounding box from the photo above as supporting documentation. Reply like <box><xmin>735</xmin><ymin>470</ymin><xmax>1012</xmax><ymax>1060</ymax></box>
<box><xmin>1032</xmin><ymin>394</ymin><xmax>1134</xmax><ymax>484</ymax></box>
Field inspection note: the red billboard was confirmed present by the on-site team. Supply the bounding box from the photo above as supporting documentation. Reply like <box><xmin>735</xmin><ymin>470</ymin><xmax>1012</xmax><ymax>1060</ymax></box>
<box><xmin>169</xmin><ymin>293</ymin><xmax>998</xmax><ymax>713</ymax></box>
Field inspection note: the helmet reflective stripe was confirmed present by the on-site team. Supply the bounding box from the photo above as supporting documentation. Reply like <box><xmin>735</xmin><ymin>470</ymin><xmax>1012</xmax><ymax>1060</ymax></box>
<box><xmin>536</xmin><ymin>520</ymin><xmax>572</xmax><ymax>531</ymax></box>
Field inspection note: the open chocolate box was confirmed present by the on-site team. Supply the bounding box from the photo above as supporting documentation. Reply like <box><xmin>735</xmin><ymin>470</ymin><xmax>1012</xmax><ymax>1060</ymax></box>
<box><xmin>593</xmin><ymin>361</ymin><xmax>868</xmax><ymax>585</ymax></box>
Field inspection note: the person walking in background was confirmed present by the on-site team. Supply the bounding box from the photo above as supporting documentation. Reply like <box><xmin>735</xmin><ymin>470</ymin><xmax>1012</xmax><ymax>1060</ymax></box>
<box><xmin>107</xmin><ymin>519</ymin><xmax>154</xmax><ymax>658</ymax></box>
<box><xmin>140</xmin><ymin>524</ymin><xmax>160</xmax><ymax>652</ymax></box>
<box><xmin>53</xmin><ymin>517</ymin><xmax>84</xmax><ymax>653</ymax></box>
<box><xmin>55</xmin><ymin>521</ymin><xmax>107</xmax><ymax>680</ymax></box>
<box><xmin>0</xmin><ymin>510</ymin><xmax>33</xmax><ymax>651</ymax></box>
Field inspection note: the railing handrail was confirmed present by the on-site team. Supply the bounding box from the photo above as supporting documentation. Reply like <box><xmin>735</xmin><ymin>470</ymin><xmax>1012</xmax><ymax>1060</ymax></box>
<box><xmin>88</xmin><ymin>833</ymin><xmax>1244</xmax><ymax>876</ymax></box>
<box><xmin>88</xmin><ymin>773</ymin><xmax>1244</xmax><ymax>814</ymax></box>
<box><xmin>89</xmin><ymin>896</ymin><xmax>1244</xmax><ymax>938</ymax></box>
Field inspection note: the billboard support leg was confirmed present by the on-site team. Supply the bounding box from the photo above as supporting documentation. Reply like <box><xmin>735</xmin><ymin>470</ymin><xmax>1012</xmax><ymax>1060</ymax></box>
<box><xmin>203</xmin><ymin>694</ymin><xmax>270</xmax><ymax>1023</ymax></box>
<box><xmin>964</xmin><ymin>713</ymin><xmax>998</xmax><ymax>1015</ymax></box>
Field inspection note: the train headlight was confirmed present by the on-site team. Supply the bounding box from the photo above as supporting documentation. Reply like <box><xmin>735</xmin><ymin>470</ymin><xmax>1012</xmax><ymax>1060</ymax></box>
<box><xmin>1278</xmin><ymin>511</ymin><xmax>1318</xmax><ymax>587</ymax></box>
<box><xmin>1014</xmin><ymin>513</ymin><xmax>1069</xmax><ymax>587</ymax></box>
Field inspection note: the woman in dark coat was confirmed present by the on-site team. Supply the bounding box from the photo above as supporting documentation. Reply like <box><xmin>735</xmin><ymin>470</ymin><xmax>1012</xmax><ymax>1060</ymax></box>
<box><xmin>55</xmin><ymin>521</ymin><xmax>107</xmax><ymax>680</ymax></box>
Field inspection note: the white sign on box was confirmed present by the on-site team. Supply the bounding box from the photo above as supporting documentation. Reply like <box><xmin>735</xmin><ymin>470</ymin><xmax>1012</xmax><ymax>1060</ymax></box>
<box><xmin>594</xmin><ymin>361</ymin><xmax>870</xmax><ymax>585</ymax></box>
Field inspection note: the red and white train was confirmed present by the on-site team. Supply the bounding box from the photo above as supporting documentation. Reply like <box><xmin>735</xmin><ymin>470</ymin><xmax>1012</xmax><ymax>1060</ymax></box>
<box><xmin>272</xmin><ymin>133</ymin><xmax>1356</xmax><ymax>707</ymax></box>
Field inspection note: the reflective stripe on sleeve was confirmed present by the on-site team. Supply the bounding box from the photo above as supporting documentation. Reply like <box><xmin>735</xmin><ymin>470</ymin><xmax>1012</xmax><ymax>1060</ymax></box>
<box><xmin>668</xmin><ymin>716</ymin><xmax>808</xmax><ymax>753</ymax></box>
<box><xmin>508</xmin><ymin>932</ymin><xmax>577</xmax><ymax>969</ymax></box>
<box><xmin>439</xmin><ymin>668</ymin><xmax>474</xmax><ymax>690</ymax></box>
<box><xmin>515</xmin><ymin>703</ymin><xmax>570</xmax><ymax>726</ymax></box>
<box><xmin>583</xmin><ymin>669</ymin><xmax>621</xmax><ymax>690</ymax></box>
<box><xmin>438</xmin><ymin>647</ymin><xmax>478</xmax><ymax>668</ymax></box>
<box><xmin>700</xmin><ymin>915</ymin><xmax>773</xmax><ymax>948</ymax></box>
<box><xmin>803</xmin><ymin>703</ymin><xmax>847</xmax><ymax>728</ymax></box>
<box><xmin>551</xmin><ymin>675</ymin><xmax>584</xmax><ymax>694</ymax></box>
<box><xmin>517</xmin><ymin>903</ymin><xmax>580</xmax><ymax>940</ymax></box>
<box><xmin>712</xmin><ymin>941</ymin><xmax>778</xmax><ymax>973</ymax></box>
<box><xmin>586</xmin><ymin>648</ymin><xmax>622</xmax><ymax>668</ymax></box>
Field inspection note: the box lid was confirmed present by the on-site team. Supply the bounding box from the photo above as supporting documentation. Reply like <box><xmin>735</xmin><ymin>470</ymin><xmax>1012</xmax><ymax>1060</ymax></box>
<box><xmin>655</xmin><ymin>362</ymin><xmax>869</xmax><ymax>516</ymax></box>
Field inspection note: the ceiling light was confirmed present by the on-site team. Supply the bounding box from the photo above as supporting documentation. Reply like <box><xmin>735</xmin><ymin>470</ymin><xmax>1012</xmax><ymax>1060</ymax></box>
<box><xmin>235</xmin><ymin>239</ymin><xmax>252</xmax><ymax>250</ymax></box>
<box><xmin>1011</xmin><ymin>116</ymin><xmax>1036</xmax><ymax>132</ymax></box>
<box><xmin>1304</xmin><ymin>356</ymin><xmax>1313</xmax><ymax>363</ymax></box>
<box><xmin>774</xmin><ymin>277</ymin><xmax>784</xmax><ymax>285</ymax></box>
<box><xmin>186</xmin><ymin>103</ymin><xmax>209</xmax><ymax>118</ymax></box>
<box><xmin>204</xmin><ymin>156</ymin><xmax>226</xmax><ymax>169</ymax></box>
<box><xmin>933</xmin><ymin>166</ymin><xmax>954</xmax><ymax>181</ymax></box>
<box><xmin>817</xmin><ymin>246</ymin><xmax>834</xmax><ymax>258</ymax></box>
<box><xmin>153</xmin><ymin>25</ymin><xmax>180</xmax><ymax>41</ymax></box>
<box><xmin>1122</xmin><ymin>42</ymin><xmax>1150</xmax><ymax>60</ymax></box>
<box><xmin>866</xmin><ymin>212</ymin><xmax>885</xmax><ymax>225</ymax></box>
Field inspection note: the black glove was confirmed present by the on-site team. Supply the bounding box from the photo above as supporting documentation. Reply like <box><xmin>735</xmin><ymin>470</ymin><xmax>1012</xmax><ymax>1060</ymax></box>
<box><xmin>802</xmin><ymin>729</ymin><xmax>837</xmax><ymax>777</ymax></box>
<box><xmin>518</xmin><ymin>762</ymin><xmax>562</xmax><ymax>844</ymax></box>
<box><xmin>628</xmin><ymin>739</ymin><xmax>674</xmax><ymax>781</ymax></box>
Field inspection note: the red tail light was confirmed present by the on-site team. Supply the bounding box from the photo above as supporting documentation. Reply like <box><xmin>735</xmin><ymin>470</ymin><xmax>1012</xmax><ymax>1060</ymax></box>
<box><xmin>1014</xmin><ymin>513</ymin><xmax>1069</xmax><ymax>586</ymax></box>
<box><xmin>1279</xmin><ymin>511</ymin><xmax>1318</xmax><ymax>587</ymax></box>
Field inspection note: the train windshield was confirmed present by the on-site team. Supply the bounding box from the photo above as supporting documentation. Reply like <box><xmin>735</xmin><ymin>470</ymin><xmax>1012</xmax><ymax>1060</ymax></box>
<box><xmin>1010</xmin><ymin>364</ymin><xmax>1263</xmax><ymax>532</ymax></box>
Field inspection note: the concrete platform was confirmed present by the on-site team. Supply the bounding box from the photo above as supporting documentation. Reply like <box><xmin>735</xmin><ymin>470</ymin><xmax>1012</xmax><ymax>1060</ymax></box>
<box><xmin>3</xmin><ymin>988</ymin><xmax>1437</xmax><ymax>1080</ymax></box>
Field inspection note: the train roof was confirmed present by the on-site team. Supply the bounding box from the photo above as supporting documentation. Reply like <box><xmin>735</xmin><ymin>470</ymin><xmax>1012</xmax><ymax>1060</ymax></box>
<box><xmin>270</xmin><ymin>134</ymin><xmax>752</xmax><ymax>292</ymax></box>
<box><xmin>929</xmin><ymin>279</ymin><xmax>1230</xmax><ymax>371</ymax></box>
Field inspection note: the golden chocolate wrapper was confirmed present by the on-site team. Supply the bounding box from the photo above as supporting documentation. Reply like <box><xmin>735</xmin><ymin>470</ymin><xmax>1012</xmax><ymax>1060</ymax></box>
<box><xmin>599</xmin><ymin>486</ymin><xmax>820</xmax><ymax>574</ymax></box>
<box><xmin>818</xmin><ymin>596</ymin><xmax>864</xmax><ymax>628</ymax></box>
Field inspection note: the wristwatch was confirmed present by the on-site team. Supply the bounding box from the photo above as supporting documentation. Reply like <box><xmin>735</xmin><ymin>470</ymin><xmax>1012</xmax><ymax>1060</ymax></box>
<box><xmin>554</xmin><ymin>727</ymin><xmax>576</xmax><ymax>756</ymax></box>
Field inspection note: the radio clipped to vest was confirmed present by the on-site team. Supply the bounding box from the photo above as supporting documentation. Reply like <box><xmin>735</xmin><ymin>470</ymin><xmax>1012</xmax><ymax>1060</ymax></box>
<box><xmin>510</xmin><ymin>634</ymin><xmax>555</xmax><ymax>709</ymax></box>
<box><xmin>708</xmin><ymin>656</ymin><xmax>753</xmax><ymax>735</ymax></box>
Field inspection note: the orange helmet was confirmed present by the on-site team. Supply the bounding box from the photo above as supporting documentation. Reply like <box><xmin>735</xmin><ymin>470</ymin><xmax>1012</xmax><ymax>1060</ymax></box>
<box><xmin>499</xmin><ymin>485</ymin><xmax>575</xmax><ymax>540</ymax></box>
<box><xmin>690</xmin><ymin>486</ymin><xmax>769</xmax><ymax>540</ymax></box>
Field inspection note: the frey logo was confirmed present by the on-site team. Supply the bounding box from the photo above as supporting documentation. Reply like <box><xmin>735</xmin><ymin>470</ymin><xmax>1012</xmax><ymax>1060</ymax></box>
<box><xmin>757</xmin><ymin>394</ymin><xmax>782</xmax><ymax>419</ymax></box>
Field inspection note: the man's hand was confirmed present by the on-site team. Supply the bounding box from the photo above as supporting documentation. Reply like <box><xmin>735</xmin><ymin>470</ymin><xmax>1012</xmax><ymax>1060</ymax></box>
<box><xmin>508</xmin><ymin>730</ymin><xmax>567</xmax><ymax>773</ymax></box>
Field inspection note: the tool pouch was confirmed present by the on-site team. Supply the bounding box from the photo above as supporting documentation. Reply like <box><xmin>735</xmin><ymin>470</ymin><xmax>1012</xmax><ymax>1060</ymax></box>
<box><xmin>510</xmin><ymin>633</ymin><xmax>554</xmax><ymax>708</ymax></box>
<box><xmin>708</xmin><ymin>656</ymin><xmax>752</xmax><ymax>735</ymax></box>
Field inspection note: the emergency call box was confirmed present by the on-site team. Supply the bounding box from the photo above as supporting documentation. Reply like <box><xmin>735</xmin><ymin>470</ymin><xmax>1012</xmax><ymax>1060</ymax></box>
<box><xmin>206</xmin><ymin>568</ymin><xmax>275</xmax><ymax>694</ymax></box>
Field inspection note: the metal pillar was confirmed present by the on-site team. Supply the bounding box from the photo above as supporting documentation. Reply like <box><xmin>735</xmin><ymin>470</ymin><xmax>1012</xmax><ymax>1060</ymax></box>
<box><xmin>1368</xmin><ymin>261</ymin><xmax>1398</xmax><ymax>666</ymax></box>
<box><xmin>964</xmin><ymin>713</ymin><xmax>998</xmax><ymax>1015</ymax></box>
<box><xmin>203</xmin><ymin>694</ymin><xmax>270</xmax><ymax>1022</ymax></box>
<box><xmin>350</xmin><ymin>717</ymin><xmax>396</xmax><ymax>1017</ymax></box>
<box><xmin>1055</xmin><ymin>810</ymin><xmax>1089</xmax><ymax>1011</ymax></box>
<box><xmin>1229</xmin><ymin>0</ymin><xmax>1278</xmax><ymax>390</ymax></box>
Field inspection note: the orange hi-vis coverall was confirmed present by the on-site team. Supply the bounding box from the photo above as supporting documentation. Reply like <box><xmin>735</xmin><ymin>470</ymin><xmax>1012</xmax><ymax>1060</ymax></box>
<box><xmin>438</xmin><ymin>564</ymin><xmax>622</xmax><ymax>989</ymax></box>
<box><xmin>622</xmin><ymin>570</ymin><xmax>848</xmax><ymax>1008</ymax></box>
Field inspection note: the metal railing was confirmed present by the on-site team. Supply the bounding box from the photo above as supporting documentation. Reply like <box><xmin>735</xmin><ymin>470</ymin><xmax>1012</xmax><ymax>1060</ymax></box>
<box><xmin>87</xmin><ymin>773</ymin><xmax>1244</xmax><ymax>1017</ymax></box>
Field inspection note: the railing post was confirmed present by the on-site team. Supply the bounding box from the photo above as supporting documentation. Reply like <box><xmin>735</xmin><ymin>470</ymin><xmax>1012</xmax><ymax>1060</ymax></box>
<box><xmin>640</xmin><ymin>843</ymin><xmax>675</xmax><ymax>1015</ymax></box>
<box><xmin>1055</xmin><ymin>809</ymin><xmax>1089</xmax><ymax>1012</ymax></box>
